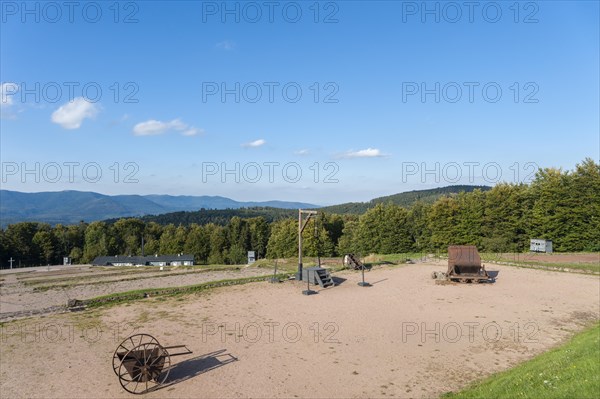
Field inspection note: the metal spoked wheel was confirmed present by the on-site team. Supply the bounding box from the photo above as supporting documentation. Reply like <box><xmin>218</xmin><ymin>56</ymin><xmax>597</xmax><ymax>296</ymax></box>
<box><xmin>116</xmin><ymin>342</ymin><xmax>171</xmax><ymax>394</ymax></box>
<box><xmin>112</xmin><ymin>334</ymin><xmax>161</xmax><ymax>376</ymax></box>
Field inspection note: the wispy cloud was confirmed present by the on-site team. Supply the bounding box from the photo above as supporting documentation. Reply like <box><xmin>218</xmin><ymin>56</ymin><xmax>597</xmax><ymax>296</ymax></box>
<box><xmin>216</xmin><ymin>40</ymin><xmax>236</xmax><ymax>50</ymax></box>
<box><xmin>242</xmin><ymin>139</ymin><xmax>266</xmax><ymax>148</ymax></box>
<box><xmin>1</xmin><ymin>82</ymin><xmax>18</xmax><ymax>107</ymax></box>
<box><xmin>295</xmin><ymin>149</ymin><xmax>310</xmax><ymax>156</ymax></box>
<box><xmin>51</xmin><ymin>97</ymin><xmax>99</xmax><ymax>129</ymax></box>
<box><xmin>182</xmin><ymin>127</ymin><xmax>202</xmax><ymax>136</ymax></box>
<box><xmin>1</xmin><ymin>82</ymin><xmax>20</xmax><ymax>119</ymax></box>
<box><xmin>133</xmin><ymin>118</ymin><xmax>202</xmax><ymax>137</ymax></box>
<box><xmin>339</xmin><ymin>148</ymin><xmax>387</xmax><ymax>159</ymax></box>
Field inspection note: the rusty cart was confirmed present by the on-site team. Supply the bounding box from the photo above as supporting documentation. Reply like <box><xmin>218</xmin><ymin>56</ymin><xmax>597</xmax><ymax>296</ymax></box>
<box><xmin>112</xmin><ymin>333</ymin><xmax>192</xmax><ymax>394</ymax></box>
<box><xmin>432</xmin><ymin>245</ymin><xmax>491</xmax><ymax>283</ymax></box>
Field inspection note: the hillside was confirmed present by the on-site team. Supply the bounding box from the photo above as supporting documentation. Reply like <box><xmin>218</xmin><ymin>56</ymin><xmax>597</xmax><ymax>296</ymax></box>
<box><xmin>320</xmin><ymin>185</ymin><xmax>491</xmax><ymax>214</ymax></box>
<box><xmin>0</xmin><ymin>185</ymin><xmax>490</xmax><ymax>227</ymax></box>
<box><xmin>108</xmin><ymin>185</ymin><xmax>491</xmax><ymax>226</ymax></box>
<box><xmin>0</xmin><ymin>190</ymin><xmax>317</xmax><ymax>226</ymax></box>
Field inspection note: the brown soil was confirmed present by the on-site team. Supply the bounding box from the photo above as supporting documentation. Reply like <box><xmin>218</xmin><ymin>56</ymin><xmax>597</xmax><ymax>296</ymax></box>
<box><xmin>1</xmin><ymin>262</ymin><xmax>598</xmax><ymax>398</ymax></box>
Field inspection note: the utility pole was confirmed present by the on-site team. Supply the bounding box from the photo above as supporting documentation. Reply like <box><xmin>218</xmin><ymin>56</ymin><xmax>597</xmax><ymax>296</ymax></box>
<box><xmin>297</xmin><ymin>209</ymin><xmax>317</xmax><ymax>281</ymax></box>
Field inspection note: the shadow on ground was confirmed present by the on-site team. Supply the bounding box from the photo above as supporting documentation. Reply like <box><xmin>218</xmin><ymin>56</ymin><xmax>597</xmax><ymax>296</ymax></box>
<box><xmin>332</xmin><ymin>276</ymin><xmax>348</xmax><ymax>286</ymax></box>
<box><xmin>159</xmin><ymin>349</ymin><xmax>238</xmax><ymax>389</ymax></box>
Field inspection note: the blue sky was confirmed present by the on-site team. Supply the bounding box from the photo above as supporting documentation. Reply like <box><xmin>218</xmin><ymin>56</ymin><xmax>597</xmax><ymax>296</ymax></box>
<box><xmin>1</xmin><ymin>1</ymin><xmax>598</xmax><ymax>205</ymax></box>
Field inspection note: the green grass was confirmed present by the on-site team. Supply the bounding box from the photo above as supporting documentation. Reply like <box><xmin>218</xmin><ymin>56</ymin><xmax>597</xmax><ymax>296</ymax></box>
<box><xmin>501</xmin><ymin>260</ymin><xmax>599</xmax><ymax>273</ymax></box>
<box><xmin>478</xmin><ymin>253</ymin><xmax>600</xmax><ymax>274</ymax></box>
<box><xmin>28</xmin><ymin>265</ymin><xmax>243</xmax><ymax>291</ymax></box>
<box><xmin>253</xmin><ymin>253</ymin><xmax>428</xmax><ymax>272</ymax></box>
<box><xmin>442</xmin><ymin>322</ymin><xmax>600</xmax><ymax>399</ymax></box>
<box><xmin>254</xmin><ymin>258</ymin><xmax>298</xmax><ymax>272</ymax></box>
<box><xmin>83</xmin><ymin>272</ymin><xmax>293</xmax><ymax>308</ymax></box>
<box><xmin>364</xmin><ymin>253</ymin><xmax>430</xmax><ymax>264</ymax></box>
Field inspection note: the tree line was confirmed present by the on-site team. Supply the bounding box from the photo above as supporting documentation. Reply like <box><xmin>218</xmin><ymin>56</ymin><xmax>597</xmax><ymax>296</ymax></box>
<box><xmin>1</xmin><ymin>159</ymin><xmax>598</xmax><ymax>268</ymax></box>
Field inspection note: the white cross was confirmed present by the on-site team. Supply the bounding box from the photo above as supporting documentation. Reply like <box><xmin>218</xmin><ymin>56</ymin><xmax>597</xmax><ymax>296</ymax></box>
<box><xmin>9</xmin><ymin>257</ymin><xmax>14</xmax><ymax>269</ymax></box>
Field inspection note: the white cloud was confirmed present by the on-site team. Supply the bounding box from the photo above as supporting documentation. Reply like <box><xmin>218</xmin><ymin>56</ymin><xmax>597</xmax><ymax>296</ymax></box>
<box><xmin>1</xmin><ymin>82</ymin><xmax>19</xmax><ymax>107</ymax></box>
<box><xmin>242</xmin><ymin>139</ymin><xmax>266</xmax><ymax>148</ymax></box>
<box><xmin>182</xmin><ymin>128</ymin><xmax>203</xmax><ymax>136</ymax></box>
<box><xmin>51</xmin><ymin>97</ymin><xmax>99</xmax><ymax>129</ymax></box>
<box><xmin>340</xmin><ymin>148</ymin><xmax>386</xmax><ymax>159</ymax></box>
<box><xmin>133</xmin><ymin>118</ymin><xmax>201</xmax><ymax>137</ymax></box>
<box><xmin>295</xmin><ymin>149</ymin><xmax>310</xmax><ymax>156</ymax></box>
<box><xmin>216</xmin><ymin>40</ymin><xmax>235</xmax><ymax>50</ymax></box>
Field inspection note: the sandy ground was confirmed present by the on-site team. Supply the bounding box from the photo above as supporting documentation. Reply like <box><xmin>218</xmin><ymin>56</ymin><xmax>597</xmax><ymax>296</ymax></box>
<box><xmin>0</xmin><ymin>266</ymin><xmax>272</xmax><ymax>315</ymax></box>
<box><xmin>1</xmin><ymin>262</ymin><xmax>598</xmax><ymax>399</ymax></box>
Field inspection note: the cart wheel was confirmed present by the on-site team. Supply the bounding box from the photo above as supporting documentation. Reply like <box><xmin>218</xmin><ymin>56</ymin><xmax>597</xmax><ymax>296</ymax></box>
<box><xmin>116</xmin><ymin>342</ymin><xmax>171</xmax><ymax>394</ymax></box>
<box><xmin>113</xmin><ymin>334</ymin><xmax>161</xmax><ymax>376</ymax></box>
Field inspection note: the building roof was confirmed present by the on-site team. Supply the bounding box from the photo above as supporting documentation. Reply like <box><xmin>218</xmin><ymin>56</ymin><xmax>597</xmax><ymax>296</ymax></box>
<box><xmin>92</xmin><ymin>254</ymin><xmax>194</xmax><ymax>265</ymax></box>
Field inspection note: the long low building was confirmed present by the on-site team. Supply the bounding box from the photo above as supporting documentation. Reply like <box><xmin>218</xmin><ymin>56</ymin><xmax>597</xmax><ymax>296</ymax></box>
<box><xmin>92</xmin><ymin>254</ymin><xmax>194</xmax><ymax>266</ymax></box>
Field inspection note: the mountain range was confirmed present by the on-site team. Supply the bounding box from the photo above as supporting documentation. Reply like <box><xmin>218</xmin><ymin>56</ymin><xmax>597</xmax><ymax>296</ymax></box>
<box><xmin>0</xmin><ymin>190</ymin><xmax>317</xmax><ymax>226</ymax></box>
<box><xmin>0</xmin><ymin>185</ymin><xmax>491</xmax><ymax>226</ymax></box>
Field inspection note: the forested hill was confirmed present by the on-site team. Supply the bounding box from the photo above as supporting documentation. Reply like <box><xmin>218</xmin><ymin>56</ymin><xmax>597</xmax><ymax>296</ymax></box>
<box><xmin>110</xmin><ymin>185</ymin><xmax>490</xmax><ymax>225</ymax></box>
<box><xmin>0</xmin><ymin>190</ymin><xmax>317</xmax><ymax>227</ymax></box>
<box><xmin>320</xmin><ymin>185</ymin><xmax>491</xmax><ymax>214</ymax></box>
<box><xmin>118</xmin><ymin>207</ymin><xmax>297</xmax><ymax>226</ymax></box>
<box><xmin>1</xmin><ymin>159</ymin><xmax>597</xmax><ymax>267</ymax></box>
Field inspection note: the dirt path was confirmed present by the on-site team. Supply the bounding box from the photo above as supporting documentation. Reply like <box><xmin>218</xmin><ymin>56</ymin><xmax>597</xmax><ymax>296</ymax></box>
<box><xmin>0</xmin><ymin>267</ymin><xmax>272</xmax><ymax>316</ymax></box>
<box><xmin>1</xmin><ymin>263</ymin><xmax>598</xmax><ymax>398</ymax></box>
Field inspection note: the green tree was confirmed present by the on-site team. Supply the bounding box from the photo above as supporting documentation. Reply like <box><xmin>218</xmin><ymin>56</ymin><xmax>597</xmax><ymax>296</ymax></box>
<box><xmin>4</xmin><ymin>222</ymin><xmax>41</xmax><ymax>266</ymax></box>
<box><xmin>113</xmin><ymin>218</ymin><xmax>146</xmax><ymax>255</ymax></box>
<box><xmin>266</xmin><ymin>219</ymin><xmax>297</xmax><ymax>258</ymax></box>
<box><xmin>82</xmin><ymin>222</ymin><xmax>115</xmax><ymax>263</ymax></box>
<box><xmin>207</xmin><ymin>224</ymin><xmax>228</xmax><ymax>264</ymax></box>
<box><xmin>184</xmin><ymin>224</ymin><xmax>210</xmax><ymax>264</ymax></box>
<box><xmin>248</xmin><ymin>217</ymin><xmax>270</xmax><ymax>259</ymax></box>
<box><xmin>407</xmin><ymin>201</ymin><xmax>431</xmax><ymax>251</ymax></box>
<box><xmin>356</xmin><ymin>203</ymin><xmax>413</xmax><ymax>254</ymax></box>
<box><xmin>427</xmin><ymin>196</ymin><xmax>461</xmax><ymax>250</ymax></box>
<box><xmin>336</xmin><ymin>218</ymin><xmax>360</xmax><ymax>255</ymax></box>
<box><xmin>32</xmin><ymin>230</ymin><xmax>56</xmax><ymax>264</ymax></box>
<box><xmin>143</xmin><ymin>222</ymin><xmax>163</xmax><ymax>255</ymax></box>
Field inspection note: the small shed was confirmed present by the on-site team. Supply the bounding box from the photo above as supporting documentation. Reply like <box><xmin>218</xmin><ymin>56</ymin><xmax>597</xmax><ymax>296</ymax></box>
<box><xmin>530</xmin><ymin>239</ymin><xmax>553</xmax><ymax>253</ymax></box>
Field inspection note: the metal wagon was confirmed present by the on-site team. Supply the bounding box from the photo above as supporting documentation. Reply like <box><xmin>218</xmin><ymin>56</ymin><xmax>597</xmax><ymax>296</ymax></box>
<box><xmin>112</xmin><ymin>334</ymin><xmax>192</xmax><ymax>394</ymax></box>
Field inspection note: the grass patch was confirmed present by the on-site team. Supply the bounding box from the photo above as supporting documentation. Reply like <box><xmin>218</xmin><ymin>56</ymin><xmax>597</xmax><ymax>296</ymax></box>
<box><xmin>501</xmin><ymin>260</ymin><xmax>599</xmax><ymax>273</ymax></box>
<box><xmin>30</xmin><ymin>266</ymin><xmax>243</xmax><ymax>291</ymax></box>
<box><xmin>82</xmin><ymin>273</ymin><xmax>293</xmax><ymax>309</ymax></box>
<box><xmin>443</xmin><ymin>322</ymin><xmax>600</xmax><ymax>399</ymax></box>
<box><xmin>363</xmin><ymin>253</ymin><xmax>429</xmax><ymax>265</ymax></box>
<box><xmin>478</xmin><ymin>253</ymin><xmax>600</xmax><ymax>274</ymax></box>
<box><xmin>254</xmin><ymin>258</ymin><xmax>298</xmax><ymax>272</ymax></box>
<box><xmin>254</xmin><ymin>254</ymin><xmax>429</xmax><ymax>272</ymax></box>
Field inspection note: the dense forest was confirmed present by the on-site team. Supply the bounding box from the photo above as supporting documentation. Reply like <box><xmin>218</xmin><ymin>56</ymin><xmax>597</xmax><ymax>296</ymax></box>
<box><xmin>1</xmin><ymin>159</ymin><xmax>598</xmax><ymax>267</ymax></box>
<box><xmin>320</xmin><ymin>185</ymin><xmax>491</xmax><ymax>214</ymax></box>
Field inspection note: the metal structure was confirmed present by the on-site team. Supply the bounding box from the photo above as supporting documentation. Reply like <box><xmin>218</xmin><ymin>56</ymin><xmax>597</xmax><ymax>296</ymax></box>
<box><xmin>357</xmin><ymin>260</ymin><xmax>371</xmax><ymax>287</ymax></box>
<box><xmin>530</xmin><ymin>239</ymin><xmax>553</xmax><ymax>253</ymax></box>
<box><xmin>302</xmin><ymin>266</ymin><xmax>334</xmax><ymax>288</ymax></box>
<box><xmin>113</xmin><ymin>334</ymin><xmax>192</xmax><ymax>394</ymax></box>
<box><xmin>432</xmin><ymin>245</ymin><xmax>490</xmax><ymax>283</ymax></box>
<box><xmin>296</xmin><ymin>209</ymin><xmax>318</xmax><ymax>281</ymax></box>
<box><xmin>343</xmin><ymin>254</ymin><xmax>364</xmax><ymax>270</ymax></box>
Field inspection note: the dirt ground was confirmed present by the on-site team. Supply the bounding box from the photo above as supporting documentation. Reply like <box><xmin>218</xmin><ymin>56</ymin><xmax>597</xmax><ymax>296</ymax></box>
<box><xmin>0</xmin><ymin>266</ymin><xmax>272</xmax><ymax>316</ymax></box>
<box><xmin>1</xmin><ymin>262</ymin><xmax>598</xmax><ymax>399</ymax></box>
